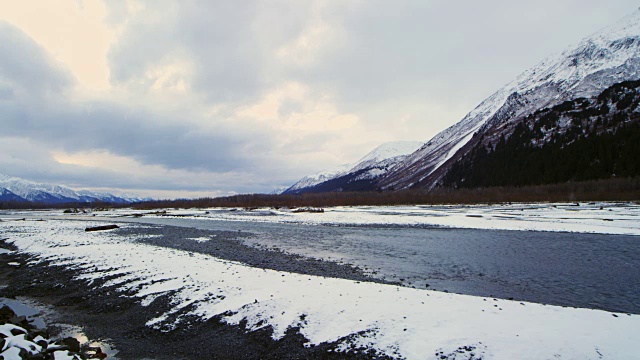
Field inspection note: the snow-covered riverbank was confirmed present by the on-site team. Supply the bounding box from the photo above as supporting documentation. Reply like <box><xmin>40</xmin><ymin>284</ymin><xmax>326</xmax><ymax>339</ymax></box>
<box><xmin>11</xmin><ymin>202</ymin><xmax>636</xmax><ymax>236</ymax></box>
<box><xmin>2</xmin><ymin>218</ymin><xmax>638</xmax><ymax>359</ymax></box>
<box><xmin>187</xmin><ymin>202</ymin><xmax>640</xmax><ymax>236</ymax></box>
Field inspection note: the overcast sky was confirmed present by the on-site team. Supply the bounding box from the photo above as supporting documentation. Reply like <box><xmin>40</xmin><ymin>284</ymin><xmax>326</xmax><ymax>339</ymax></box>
<box><xmin>0</xmin><ymin>1</ymin><xmax>638</xmax><ymax>198</ymax></box>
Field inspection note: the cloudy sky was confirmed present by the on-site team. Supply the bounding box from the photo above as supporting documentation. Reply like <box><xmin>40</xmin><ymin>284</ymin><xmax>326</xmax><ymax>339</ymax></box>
<box><xmin>0</xmin><ymin>1</ymin><xmax>637</xmax><ymax>198</ymax></box>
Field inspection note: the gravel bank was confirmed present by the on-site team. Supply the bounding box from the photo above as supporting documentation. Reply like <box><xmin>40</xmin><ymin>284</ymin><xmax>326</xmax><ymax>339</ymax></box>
<box><xmin>0</xmin><ymin>221</ymin><xmax>392</xmax><ymax>359</ymax></box>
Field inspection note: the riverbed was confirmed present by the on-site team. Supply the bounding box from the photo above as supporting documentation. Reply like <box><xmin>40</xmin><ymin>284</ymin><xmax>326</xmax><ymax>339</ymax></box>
<box><xmin>0</xmin><ymin>204</ymin><xmax>639</xmax><ymax>359</ymax></box>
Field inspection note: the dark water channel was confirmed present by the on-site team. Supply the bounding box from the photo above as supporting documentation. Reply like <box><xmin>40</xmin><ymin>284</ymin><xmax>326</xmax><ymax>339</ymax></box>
<box><xmin>109</xmin><ymin>215</ymin><xmax>640</xmax><ymax>315</ymax></box>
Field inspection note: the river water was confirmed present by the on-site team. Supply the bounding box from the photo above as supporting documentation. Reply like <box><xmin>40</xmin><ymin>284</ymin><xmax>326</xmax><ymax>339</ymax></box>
<box><xmin>107</xmin><ymin>215</ymin><xmax>640</xmax><ymax>314</ymax></box>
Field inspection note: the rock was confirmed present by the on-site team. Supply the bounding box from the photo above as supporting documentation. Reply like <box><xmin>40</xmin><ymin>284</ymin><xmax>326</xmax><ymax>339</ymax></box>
<box><xmin>59</xmin><ymin>337</ymin><xmax>81</xmax><ymax>353</ymax></box>
<box><xmin>85</xmin><ymin>346</ymin><xmax>107</xmax><ymax>359</ymax></box>
<box><xmin>8</xmin><ymin>315</ymin><xmax>27</xmax><ymax>326</ymax></box>
<box><xmin>84</xmin><ymin>225</ymin><xmax>119</xmax><ymax>232</ymax></box>
<box><xmin>0</xmin><ymin>305</ymin><xmax>17</xmax><ymax>321</ymax></box>
<box><xmin>35</xmin><ymin>337</ymin><xmax>48</xmax><ymax>350</ymax></box>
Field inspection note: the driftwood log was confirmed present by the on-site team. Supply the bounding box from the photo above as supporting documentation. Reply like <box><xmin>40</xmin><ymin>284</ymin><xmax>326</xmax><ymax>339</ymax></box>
<box><xmin>85</xmin><ymin>225</ymin><xmax>119</xmax><ymax>232</ymax></box>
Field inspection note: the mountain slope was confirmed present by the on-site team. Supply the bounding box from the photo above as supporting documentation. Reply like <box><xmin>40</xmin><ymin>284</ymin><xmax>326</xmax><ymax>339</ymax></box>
<box><xmin>284</xmin><ymin>141</ymin><xmax>422</xmax><ymax>194</ymax></box>
<box><xmin>379</xmin><ymin>9</ymin><xmax>640</xmax><ymax>191</ymax></box>
<box><xmin>0</xmin><ymin>173</ymin><xmax>143</xmax><ymax>204</ymax></box>
<box><xmin>0</xmin><ymin>188</ymin><xmax>27</xmax><ymax>203</ymax></box>
<box><xmin>442</xmin><ymin>80</ymin><xmax>640</xmax><ymax>188</ymax></box>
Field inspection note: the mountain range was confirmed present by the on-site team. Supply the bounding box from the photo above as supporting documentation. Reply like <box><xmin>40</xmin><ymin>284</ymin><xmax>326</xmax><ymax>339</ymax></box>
<box><xmin>0</xmin><ymin>173</ymin><xmax>145</xmax><ymax>205</ymax></box>
<box><xmin>283</xmin><ymin>141</ymin><xmax>422</xmax><ymax>194</ymax></box>
<box><xmin>286</xmin><ymin>8</ymin><xmax>640</xmax><ymax>194</ymax></box>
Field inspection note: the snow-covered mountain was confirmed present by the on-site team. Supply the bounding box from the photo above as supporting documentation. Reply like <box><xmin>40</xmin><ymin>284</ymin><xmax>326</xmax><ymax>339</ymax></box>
<box><xmin>0</xmin><ymin>188</ymin><xmax>25</xmax><ymax>202</ymax></box>
<box><xmin>284</xmin><ymin>141</ymin><xmax>423</xmax><ymax>194</ymax></box>
<box><xmin>0</xmin><ymin>173</ymin><xmax>145</xmax><ymax>204</ymax></box>
<box><xmin>379</xmin><ymin>9</ymin><xmax>640</xmax><ymax>191</ymax></box>
<box><xmin>440</xmin><ymin>79</ymin><xmax>640</xmax><ymax>188</ymax></box>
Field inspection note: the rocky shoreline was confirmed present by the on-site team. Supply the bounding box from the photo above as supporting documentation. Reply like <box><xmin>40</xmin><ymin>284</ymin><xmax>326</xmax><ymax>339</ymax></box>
<box><xmin>0</xmin><ymin>222</ymin><xmax>392</xmax><ymax>359</ymax></box>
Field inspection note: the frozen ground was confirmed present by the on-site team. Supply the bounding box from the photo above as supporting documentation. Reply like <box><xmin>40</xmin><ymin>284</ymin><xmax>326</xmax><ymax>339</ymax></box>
<box><xmin>1</xmin><ymin>219</ymin><xmax>639</xmax><ymax>359</ymax></box>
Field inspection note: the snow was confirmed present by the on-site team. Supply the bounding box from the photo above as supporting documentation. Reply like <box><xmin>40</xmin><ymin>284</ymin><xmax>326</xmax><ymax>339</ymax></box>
<box><xmin>188</xmin><ymin>236</ymin><xmax>213</xmax><ymax>242</ymax></box>
<box><xmin>0</xmin><ymin>173</ymin><xmax>143</xmax><ymax>203</ymax></box>
<box><xmin>0</xmin><ymin>324</ymin><xmax>27</xmax><ymax>337</ymax></box>
<box><xmin>348</xmin><ymin>141</ymin><xmax>423</xmax><ymax>174</ymax></box>
<box><xmin>286</xmin><ymin>163</ymin><xmax>353</xmax><ymax>191</ymax></box>
<box><xmin>0</xmin><ymin>173</ymin><xmax>79</xmax><ymax>201</ymax></box>
<box><xmin>102</xmin><ymin>202</ymin><xmax>640</xmax><ymax>236</ymax></box>
<box><xmin>2</xmin><ymin>219</ymin><xmax>639</xmax><ymax>359</ymax></box>
<box><xmin>419</xmin><ymin>130</ymin><xmax>477</xmax><ymax>182</ymax></box>
<box><xmin>286</xmin><ymin>141</ymin><xmax>422</xmax><ymax>192</ymax></box>
<box><xmin>0</xmin><ymin>347</ymin><xmax>23</xmax><ymax>360</ymax></box>
<box><xmin>2</xmin><ymin>334</ymin><xmax>42</xmax><ymax>355</ymax></box>
<box><xmin>53</xmin><ymin>351</ymin><xmax>79</xmax><ymax>360</ymax></box>
<box><xmin>6</xmin><ymin>202</ymin><xmax>639</xmax><ymax>236</ymax></box>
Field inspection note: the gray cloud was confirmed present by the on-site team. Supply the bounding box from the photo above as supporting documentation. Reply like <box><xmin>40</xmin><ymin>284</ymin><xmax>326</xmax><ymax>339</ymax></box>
<box><xmin>294</xmin><ymin>0</ymin><xmax>639</xmax><ymax>114</ymax></box>
<box><xmin>2</xmin><ymin>2</ymin><xmax>639</xmax><ymax>196</ymax></box>
<box><xmin>107</xmin><ymin>1</ymin><xmax>313</xmax><ymax>103</ymax></box>
<box><xmin>0</xmin><ymin>20</ymin><xmax>270</xmax><ymax>174</ymax></box>
<box><xmin>0</xmin><ymin>21</ymin><xmax>73</xmax><ymax>96</ymax></box>
<box><xmin>0</xmin><ymin>95</ymin><xmax>261</xmax><ymax>173</ymax></box>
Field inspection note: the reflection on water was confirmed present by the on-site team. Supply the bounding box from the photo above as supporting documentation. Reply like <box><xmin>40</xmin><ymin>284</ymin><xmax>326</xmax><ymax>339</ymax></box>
<box><xmin>0</xmin><ymin>297</ymin><xmax>119</xmax><ymax>359</ymax></box>
<box><xmin>54</xmin><ymin>324</ymin><xmax>119</xmax><ymax>359</ymax></box>
<box><xmin>0</xmin><ymin>297</ymin><xmax>46</xmax><ymax>329</ymax></box>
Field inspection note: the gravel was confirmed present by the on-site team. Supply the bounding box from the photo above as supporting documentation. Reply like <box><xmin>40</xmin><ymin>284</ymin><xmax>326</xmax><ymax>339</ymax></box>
<box><xmin>0</xmin><ymin>222</ymin><xmax>393</xmax><ymax>359</ymax></box>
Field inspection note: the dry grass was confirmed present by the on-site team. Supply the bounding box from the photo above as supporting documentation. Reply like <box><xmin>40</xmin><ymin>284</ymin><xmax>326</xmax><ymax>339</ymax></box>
<box><xmin>132</xmin><ymin>177</ymin><xmax>640</xmax><ymax>209</ymax></box>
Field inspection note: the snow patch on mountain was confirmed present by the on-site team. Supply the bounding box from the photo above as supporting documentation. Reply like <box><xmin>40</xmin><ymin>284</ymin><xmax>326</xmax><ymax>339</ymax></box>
<box><xmin>349</xmin><ymin>141</ymin><xmax>426</xmax><ymax>173</ymax></box>
<box><xmin>285</xmin><ymin>141</ymin><xmax>422</xmax><ymax>193</ymax></box>
<box><xmin>285</xmin><ymin>163</ymin><xmax>354</xmax><ymax>193</ymax></box>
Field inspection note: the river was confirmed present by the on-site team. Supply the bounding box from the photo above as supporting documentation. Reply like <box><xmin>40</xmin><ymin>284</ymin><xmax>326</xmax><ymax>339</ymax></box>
<box><xmin>107</xmin><ymin>215</ymin><xmax>640</xmax><ymax>314</ymax></box>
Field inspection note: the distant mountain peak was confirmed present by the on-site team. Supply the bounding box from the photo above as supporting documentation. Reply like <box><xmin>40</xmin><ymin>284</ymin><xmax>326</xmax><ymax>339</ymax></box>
<box><xmin>284</xmin><ymin>141</ymin><xmax>422</xmax><ymax>194</ymax></box>
<box><xmin>0</xmin><ymin>173</ymin><xmax>144</xmax><ymax>204</ymax></box>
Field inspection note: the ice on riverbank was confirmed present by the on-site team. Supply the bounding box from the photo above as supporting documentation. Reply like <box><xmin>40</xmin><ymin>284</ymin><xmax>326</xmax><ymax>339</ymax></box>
<box><xmin>2</xmin><ymin>219</ymin><xmax>639</xmax><ymax>359</ymax></box>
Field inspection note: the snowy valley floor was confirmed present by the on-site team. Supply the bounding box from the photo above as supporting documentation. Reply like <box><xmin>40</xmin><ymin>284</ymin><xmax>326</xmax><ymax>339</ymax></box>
<box><xmin>0</xmin><ymin>204</ymin><xmax>639</xmax><ymax>359</ymax></box>
<box><xmin>142</xmin><ymin>201</ymin><xmax>640</xmax><ymax>236</ymax></box>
